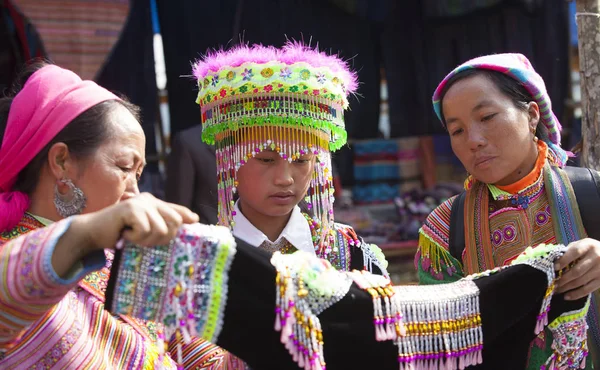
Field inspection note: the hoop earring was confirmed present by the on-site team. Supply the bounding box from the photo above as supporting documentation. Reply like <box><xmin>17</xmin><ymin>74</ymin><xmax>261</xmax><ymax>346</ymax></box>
<box><xmin>54</xmin><ymin>179</ymin><xmax>87</xmax><ymax>217</ymax></box>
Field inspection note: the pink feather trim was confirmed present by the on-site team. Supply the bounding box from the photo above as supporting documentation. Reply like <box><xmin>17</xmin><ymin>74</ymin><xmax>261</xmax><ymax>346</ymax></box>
<box><xmin>192</xmin><ymin>41</ymin><xmax>358</xmax><ymax>94</ymax></box>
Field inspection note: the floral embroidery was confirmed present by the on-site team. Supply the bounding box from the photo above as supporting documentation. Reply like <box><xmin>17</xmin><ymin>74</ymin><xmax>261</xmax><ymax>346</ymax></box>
<box><xmin>289</xmin><ymin>85</ymin><xmax>299</xmax><ymax>92</ymax></box>
<box><xmin>219</xmin><ymin>89</ymin><xmax>227</xmax><ymax>98</ymax></box>
<box><xmin>299</xmin><ymin>69</ymin><xmax>310</xmax><ymax>80</ymax></box>
<box><xmin>203</xmin><ymin>78</ymin><xmax>210</xmax><ymax>88</ymax></box>
<box><xmin>226</xmin><ymin>71</ymin><xmax>236</xmax><ymax>81</ymax></box>
<box><xmin>260</xmin><ymin>68</ymin><xmax>274</xmax><ymax>78</ymax></box>
<box><xmin>316</xmin><ymin>72</ymin><xmax>326</xmax><ymax>84</ymax></box>
<box><xmin>332</xmin><ymin>77</ymin><xmax>340</xmax><ymax>85</ymax></box>
<box><xmin>239</xmin><ymin>85</ymin><xmax>248</xmax><ymax>93</ymax></box>
<box><xmin>211</xmin><ymin>75</ymin><xmax>219</xmax><ymax>87</ymax></box>
<box><xmin>263</xmin><ymin>84</ymin><xmax>273</xmax><ymax>92</ymax></box>
<box><xmin>280</xmin><ymin>67</ymin><xmax>292</xmax><ymax>80</ymax></box>
<box><xmin>536</xmin><ymin>211</ymin><xmax>549</xmax><ymax>226</ymax></box>
<box><xmin>492</xmin><ymin>230</ymin><xmax>503</xmax><ymax>247</ymax></box>
<box><xmin>503</xmin><ymin>225</ymin><xmax>516</xmax><ymax>242</ymax></box>
<box><xmin>242</xmin><ymin>68</ymin><xmax>254</xmax><ymax>81</ymax></box>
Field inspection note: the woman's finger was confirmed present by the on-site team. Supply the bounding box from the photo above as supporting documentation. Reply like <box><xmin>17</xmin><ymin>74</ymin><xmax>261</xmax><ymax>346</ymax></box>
<box><xmin>121</xmin><ymin>208</ymin><xmax>151</xmax><ymax>244</ymax></box>
<box><xmin>557</xmin><ymin>273</ymin><xmax>592</xmax><ymax>295</ymax></box>
<box><xmin>163</xmin><ymin>202</ymin><xmax>199</xmax><ymax>224</ymax></box>
<box><xmin>555</xmin><ymin>240</ymin><xmax>590</xmax><ymax>271</ymax></box>
<box><xmin>156</xmin><ymin>204</ymin><xmax>184</xmax><ymax>243</ymax></box>
<box><xmin>138</xmin><ymin>206</ymin><xmax>171</xmax><ymax>246</ymax></box>
<box><xmin>556</xmin><ymin>256</ymin><xmax>595</xmax><ymax>292</ymax></box>
<box><xmin>563</xmin><ymin>277</ymin><xmax>600</xmax><ymax>301</ymax></box>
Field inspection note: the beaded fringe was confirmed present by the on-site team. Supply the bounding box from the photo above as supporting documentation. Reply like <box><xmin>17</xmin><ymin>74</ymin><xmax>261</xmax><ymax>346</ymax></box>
<box><xmin>272</xmin><ymin>252</ymin><xmax>353</xmax><ymax>370</ymax></box>
<box><xmin>510</xmin><ymin>244</ymin><xmax>589</xmax><ymax>370</ymax></box>
<box><xmin>271</xmin><ymin>252</ymin><xmax>483</xmax><ymax>370</ymax></box>
<box><xmin>351</xmin><ymin>271</ymin><xmax>483</xmax><ymax>370</ymax></box>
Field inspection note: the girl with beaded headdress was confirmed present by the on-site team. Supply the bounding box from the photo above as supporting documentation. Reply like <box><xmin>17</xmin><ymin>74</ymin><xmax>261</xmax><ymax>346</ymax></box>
<box><xmin>156</xmin><ymin>42</ymin><xmax>389</xmax><ymax>369</ymax></box>
<box><xmin>192</xmin><ymin>42</ymin><xmax>389</xmax><ymax>276</ymax></box>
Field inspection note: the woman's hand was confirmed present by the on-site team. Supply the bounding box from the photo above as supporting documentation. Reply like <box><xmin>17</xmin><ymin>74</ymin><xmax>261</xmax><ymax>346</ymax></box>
<box><xmin>52</xmin><ymin>193</ymin><xmax>198</xmax><ymax>279</ymax></box>
<box><xmin>83</xmin><ymin>193</ymin><xmax>199</xmax><ymax>251</ymax></box>
<box><xmin>555</xmin><ymin>238</ymin><xmax>600</xmax><ymax>300</ymax></box>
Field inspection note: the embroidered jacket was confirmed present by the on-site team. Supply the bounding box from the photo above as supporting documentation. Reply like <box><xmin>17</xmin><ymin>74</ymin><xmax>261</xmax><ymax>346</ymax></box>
<box><xmin>415</xmin><ymin>164</ymin><xmax>598</xmax><ymax>369</ymax></box>
<box><xmin>0</xmin><ymin>214</ymin><xmax>245</xmax><ymax>369</ymax></box>
<box><xmin>168</xmin><ymin>204</ymin><xmax>390</xmax><ymax>369</ymax></box>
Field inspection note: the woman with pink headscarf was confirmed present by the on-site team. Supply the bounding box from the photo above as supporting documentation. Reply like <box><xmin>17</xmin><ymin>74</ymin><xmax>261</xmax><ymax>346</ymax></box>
<box><xmin>0</xmin><ymin>61</ymin><xmax>241</xmax><ymax>368</ymax></box>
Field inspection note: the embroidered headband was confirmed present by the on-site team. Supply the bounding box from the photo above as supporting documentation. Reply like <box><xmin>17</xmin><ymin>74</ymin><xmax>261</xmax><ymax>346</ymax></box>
<box><xmin>192</xmin><ymin>42</ymin><xmax>357</xmax><ymax>240</ymax></box>
<box><xmin>432</xmin><ymin>53</ymin><xmax>568</xmax><ymax>166</ymax></box>
<box><xmin>0</xmin><ymin>64</ymin><xmax>119</xmax><ymax>232</ymax></box>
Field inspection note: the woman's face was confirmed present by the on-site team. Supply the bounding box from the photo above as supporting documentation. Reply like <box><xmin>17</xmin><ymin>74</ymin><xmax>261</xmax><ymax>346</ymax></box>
<box><xmin>72</xmin><ymin>105</ymin><xmax>146</xmax><ymax>214</ymax></box>
<box><xmin>442</xmin><ymin>74</ymin><xmax>539</xmax><ymax>186</ymax></box>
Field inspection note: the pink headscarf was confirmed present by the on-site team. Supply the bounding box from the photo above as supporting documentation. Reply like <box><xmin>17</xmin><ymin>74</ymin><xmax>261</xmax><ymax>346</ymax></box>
<box><xmin>0</xmin><ymin>65</ymin><xmax>119</xmax><ymax>232</ymax></box>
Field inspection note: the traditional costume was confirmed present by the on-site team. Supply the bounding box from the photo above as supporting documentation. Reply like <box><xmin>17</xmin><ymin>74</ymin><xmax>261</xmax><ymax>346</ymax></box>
<box><xmin>162</xmin><ymin>42</ymin><xmax>390</xmax><ymax>369</ymax></box>
<box><xmin>194</xmin><ymin>42</ymin><xmax>387</xmax><ymax>274</ymax></box>
<box><xmin>416</xmin><ymin>53</ymin><xmax>599</xmax><ymax>368</ymax></box>
<box><xmin>105</xmin><ymin>221</ymin><xmax>590</xmax><ymax>369</ymax></box>
<box><xmin>0</xmin><ymin>65</ymin><xmax>231</xmax><ymax>369</ymax></box>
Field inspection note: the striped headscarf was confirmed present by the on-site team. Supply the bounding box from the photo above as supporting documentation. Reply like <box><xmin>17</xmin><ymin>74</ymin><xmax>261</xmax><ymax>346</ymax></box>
<box><xmin>432</xmin><ymin>53</ymin><xmax>568</xmax><ymax>167</ymax></box>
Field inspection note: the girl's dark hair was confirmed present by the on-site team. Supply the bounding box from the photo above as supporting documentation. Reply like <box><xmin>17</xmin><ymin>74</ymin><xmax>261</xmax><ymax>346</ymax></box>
<box><xmin>0</xmin><ymin>61</ymin><xmax>141</xmax><ymax>195</ymax></box>
<box><xmin>438</xmin><ymin>68</ymin><xmax>533</xmax><ymax>125</ymax></box>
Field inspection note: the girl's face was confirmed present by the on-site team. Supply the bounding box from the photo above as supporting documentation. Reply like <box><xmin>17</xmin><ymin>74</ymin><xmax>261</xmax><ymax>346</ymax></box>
<box><xmin>235</xmin><ymin>148</ymin><xmax>315</xmax><ymax>222</ymax></box>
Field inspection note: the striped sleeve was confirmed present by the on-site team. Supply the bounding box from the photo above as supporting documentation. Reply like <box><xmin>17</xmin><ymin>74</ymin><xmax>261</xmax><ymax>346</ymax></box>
<box><xmin>167</xmin><ymin>334</ymin><xmax>249</xmax><ymax>370</ymax></box>
<box><xmin>0</xmin><ymin>219</ymin><xmax>86</xmax><ymax>349</ymax></box>
<box><xmin>415</xmin><ymin>196</ymin><xmax>464</xmax><ymax>285</ymax></box>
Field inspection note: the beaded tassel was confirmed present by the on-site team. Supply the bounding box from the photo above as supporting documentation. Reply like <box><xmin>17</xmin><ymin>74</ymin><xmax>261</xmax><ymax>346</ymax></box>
<box><xmin>381</xmin><ymin>278</ymin><xmax>482</xmax><ymax>370</ymax></box>
<box><xmin>272</xmin><ymin>251</ymin><xmax>353</xmax><ymax>370</ymax></box>
<box><xmin>510</xmin><ymin>244</ymin><xmax>590</xmax><ymax>369</ymax></box>
<box><xmin>510</xmin><ymin>244</ymin><xmax>569</xmax><ymax>334</ymax></box>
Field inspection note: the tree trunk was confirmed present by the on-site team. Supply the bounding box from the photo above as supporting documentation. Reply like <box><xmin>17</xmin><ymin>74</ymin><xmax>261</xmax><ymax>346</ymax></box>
<box><xmin>576</xmin><ymin>0</ymin><xmax>600</xmax><ymax>170</ymax></box>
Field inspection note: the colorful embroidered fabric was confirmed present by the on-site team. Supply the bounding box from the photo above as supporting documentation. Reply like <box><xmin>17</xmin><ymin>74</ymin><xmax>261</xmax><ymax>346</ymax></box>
<box><xmin>462</xmin><ymin>163</ymin><xmax>586</xmax><ymax>276</ymax></box>
<box><xmin>192</xmin><ymin>43</ymin><xmax>357</xmax><ymax>260</ymax></box>
<box><xmin>108</xmin><ymin>223</ymin><xmax>237</xmax><ymax>366</ymax></box>
<box><xmin>415</xmin><ymin>196</ymin><xmax>464</xmax><ymax>283</ymax></box>
<box><xmin>416</xmin><ymin>168</ymin><xmax>595</xmax><ymax>369</ymax></box>
<box><xmin>431</xmin><ymin>53</ymin><xmax>568</xmax><ymax>166</ymax></box>
<box><xmin>510</xmin><ymin>244</ymin><xmax>590</xmax><ymax>369</ymax></box>
<box><xmin>106</xmin><ymin>223</ymin><xmax>589</xmax><ymax>369</ymax></box>
<box><xmin>272</xmin><ymin>251</ymin><xmax>354</xmax><ymax>370</ymax></box>
<box><xmin>271</xmin><ymin>244</ymin><xmax>591</xmax><ymax>369</ymax></box>
<box><xmin>0</xmin><ymin>218</ymin><xmax>177</xmax><ymax>369</ymax></box>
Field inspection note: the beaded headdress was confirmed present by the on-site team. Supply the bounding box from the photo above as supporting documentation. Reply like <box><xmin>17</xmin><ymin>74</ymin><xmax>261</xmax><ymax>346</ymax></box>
<box><xmin>192</xmin><ymin>42</ymin><xmax>357</xmax><ymax>239</ymax></box>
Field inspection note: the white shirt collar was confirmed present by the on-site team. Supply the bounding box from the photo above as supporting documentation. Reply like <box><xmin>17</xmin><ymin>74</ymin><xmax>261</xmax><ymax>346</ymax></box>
<box><xmin>232</xmin><ymin>201</ymin><xmax>316</xmax><ymax>255</ymax></box>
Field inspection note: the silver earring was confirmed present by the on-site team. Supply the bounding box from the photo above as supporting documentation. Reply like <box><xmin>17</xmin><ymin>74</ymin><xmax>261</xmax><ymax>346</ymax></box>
<box><xmin>54</xmin><ymin>179</ymin><xmax>86</xmax><ymax>217</ymax></box>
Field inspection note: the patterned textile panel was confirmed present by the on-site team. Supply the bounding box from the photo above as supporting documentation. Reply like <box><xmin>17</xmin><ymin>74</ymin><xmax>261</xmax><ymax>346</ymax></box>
<box><xmin>352</xmin><ymin>138</ymin><xmax>421</xmax><ymax>204</ymax></box>
<box><xmin>12</xmin><ymin>0</ymin><xmax>130</xmax><ymax>80</ymax></box>
<box><xmin>432</xmin><ymin>135</ymin><xmax>467</xmax><ymax>183</ymax></box>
